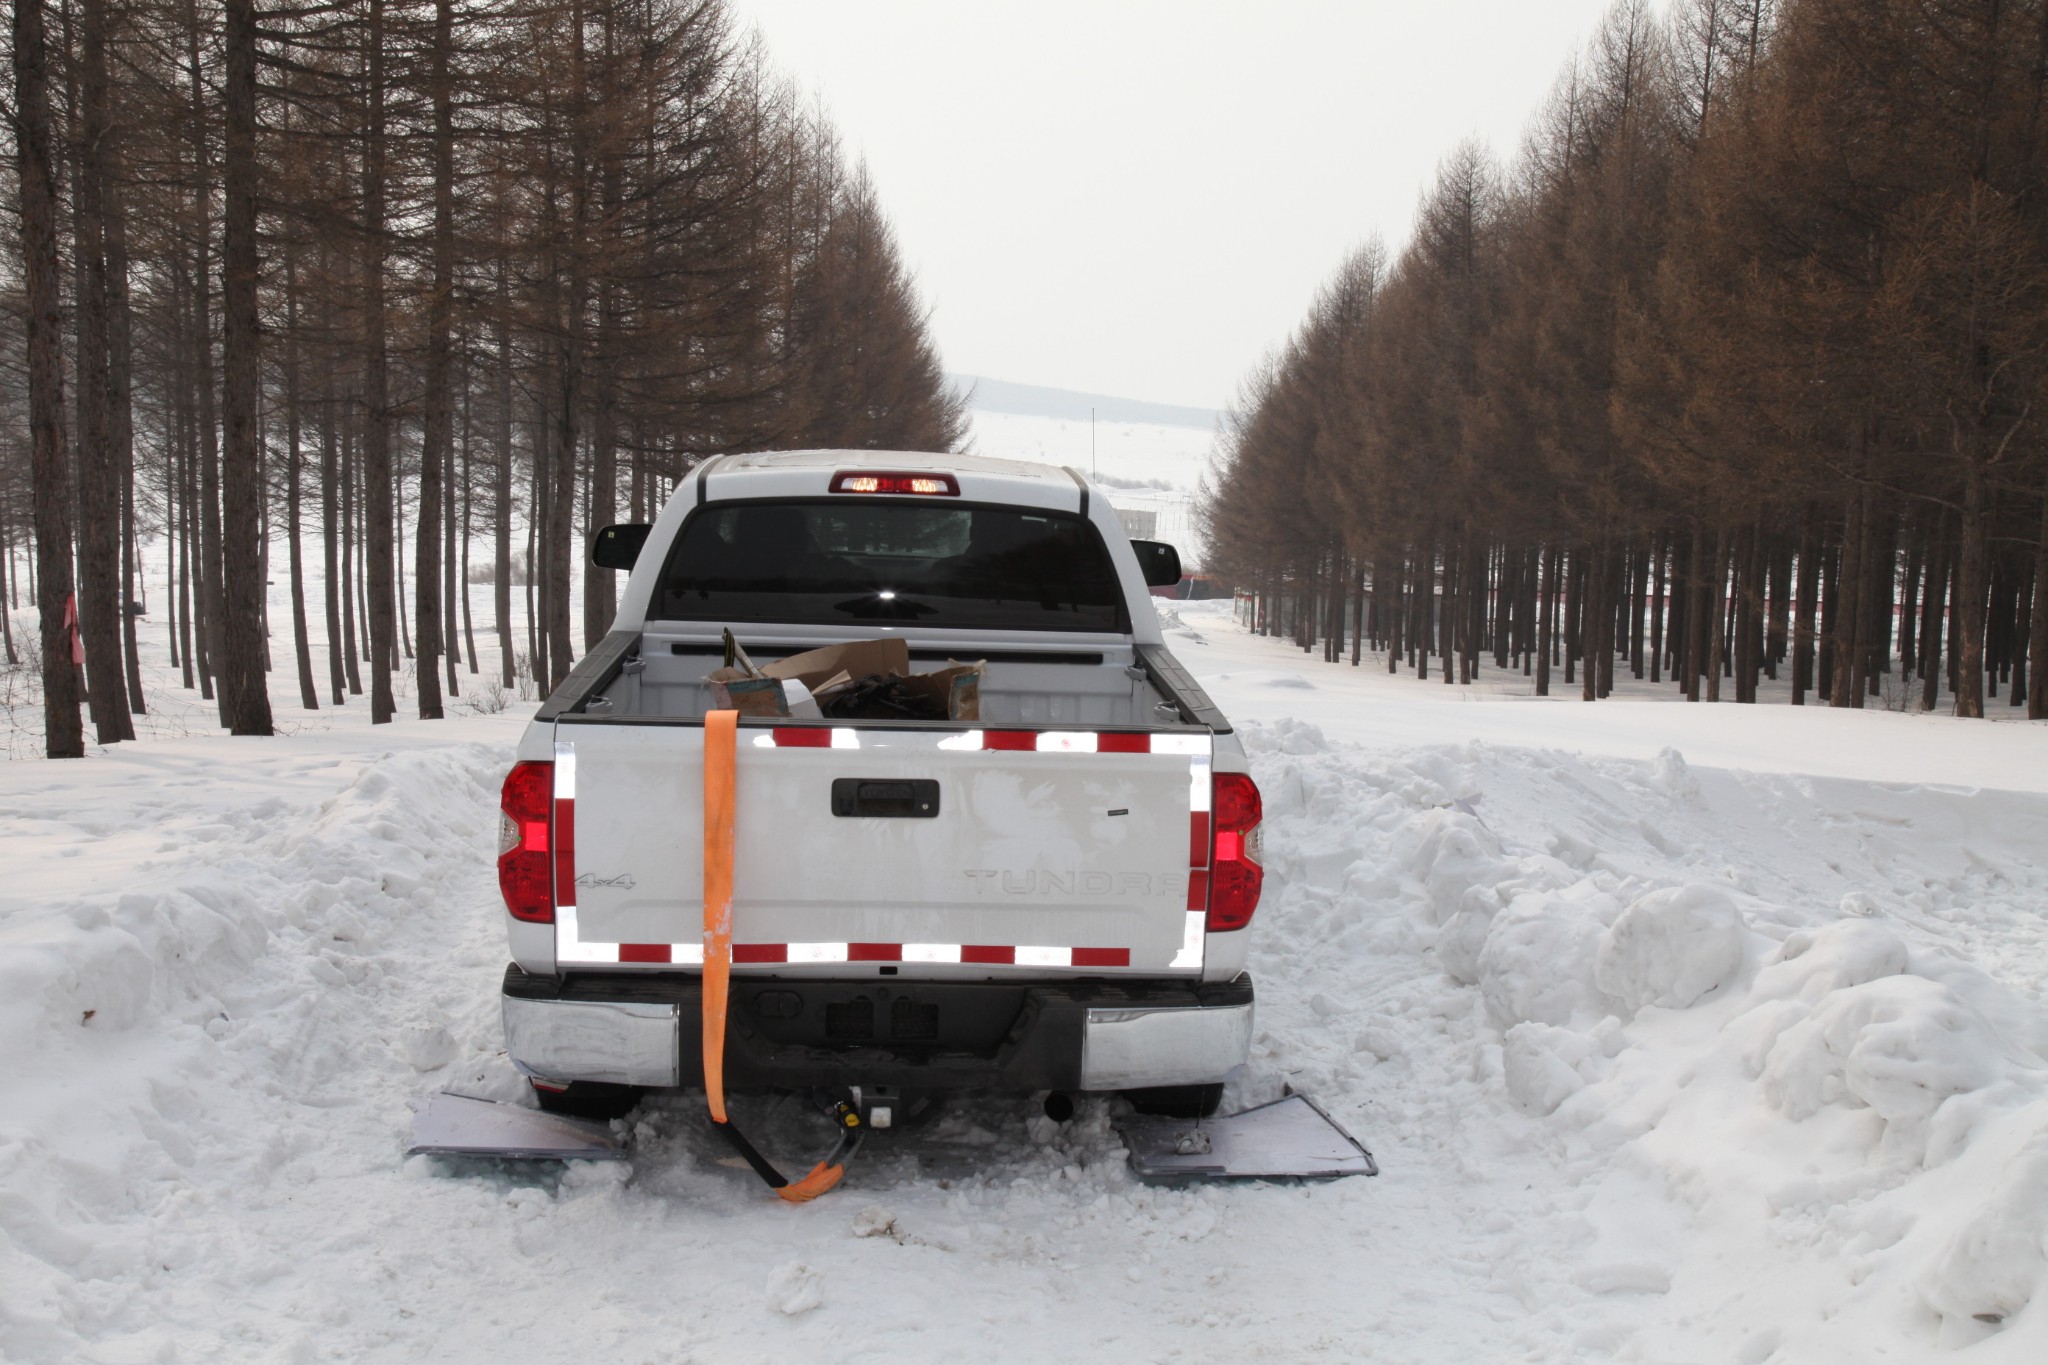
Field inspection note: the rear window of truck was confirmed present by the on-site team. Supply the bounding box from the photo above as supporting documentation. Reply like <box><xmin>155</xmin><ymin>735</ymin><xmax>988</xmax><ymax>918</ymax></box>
<box><xmin>652</xmin><ymin>499</ymin><xmax>1127</xmax><ymax>632</ymax></box>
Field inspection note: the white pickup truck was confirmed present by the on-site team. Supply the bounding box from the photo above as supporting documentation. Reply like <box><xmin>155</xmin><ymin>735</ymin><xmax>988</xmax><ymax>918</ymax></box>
<box><xmin>494</xmin><ymin>448</ymin><xmax>1262</xmax><ymax>1124</ymax></box>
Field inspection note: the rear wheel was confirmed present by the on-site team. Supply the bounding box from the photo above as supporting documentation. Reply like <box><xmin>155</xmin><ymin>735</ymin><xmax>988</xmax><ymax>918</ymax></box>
<box><xmin>1121</xmin><ymin>1082</ymin><xmax>1224</xmax><ymax>1119</ymax></box>
<box><xmin>530</xmin><ymin>1079</ymin><xmax>643</xmax><ymax>1121</ymax></box>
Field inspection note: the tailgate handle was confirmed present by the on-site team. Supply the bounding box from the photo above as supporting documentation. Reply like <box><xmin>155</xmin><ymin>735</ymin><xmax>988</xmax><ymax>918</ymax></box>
<box><xmin>831</xmin><ymin>778</ymin><xmax>940</xmax><ymax>818</ymax></box>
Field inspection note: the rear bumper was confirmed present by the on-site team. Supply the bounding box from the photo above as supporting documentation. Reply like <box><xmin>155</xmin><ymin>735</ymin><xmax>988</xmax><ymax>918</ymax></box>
<box><xmin>500</xmin><ymin>964</ymin><xmax>1253</xmax><ymax>1093</ymax></box>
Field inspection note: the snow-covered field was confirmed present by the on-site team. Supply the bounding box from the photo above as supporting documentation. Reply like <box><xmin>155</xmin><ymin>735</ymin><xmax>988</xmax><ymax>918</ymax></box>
<box><xmin>965</xmin><ymin>408</ymin><xmax>1215</xmax><ymax>561</ymax></box>
<box><xmin>5</xmin><ymin>579</ymin><xmax>2047</xmax><ymax>1363</ymax></box>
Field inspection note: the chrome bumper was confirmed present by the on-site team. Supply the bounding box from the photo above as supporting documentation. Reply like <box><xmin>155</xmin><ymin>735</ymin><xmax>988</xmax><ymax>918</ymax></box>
<box><xmin>502</xmin><ymin>994</ymin><xmax>681</xmax><ymax>1087</ymax></box>
<box><xmin>1079</xmin><ymin>1000</ymin><xmax>1254</xmax><ymax>1089</ymax></box>
<box><xmin>500</xmin><ymin>966</ymin><xmax>1251</xmax><ymax>1092</ymax></box>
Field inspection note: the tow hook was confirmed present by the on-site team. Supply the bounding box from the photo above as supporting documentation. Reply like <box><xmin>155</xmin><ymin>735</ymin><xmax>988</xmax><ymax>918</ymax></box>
<box><xmin>848</xmin><ymin>1085</ymin><xmax>893</xmax><ymax>1131</ymax></box>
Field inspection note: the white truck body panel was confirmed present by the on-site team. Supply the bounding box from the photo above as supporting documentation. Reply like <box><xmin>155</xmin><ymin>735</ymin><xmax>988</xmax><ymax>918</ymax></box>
<box><xmin>551</xmin><ymin>724</ymin><xmax>1209</xmax><ymax>979</ymax></box>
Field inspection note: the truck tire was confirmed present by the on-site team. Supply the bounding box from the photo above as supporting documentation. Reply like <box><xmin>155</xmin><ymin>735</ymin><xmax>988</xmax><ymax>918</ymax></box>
<box><xmin>530</xmin><ymin>1079</ymin><xmax>643</xmax><ymax>1121</ymax></box>
<box><xmin>1122</xmin><ymin>1083</ymin><xmax>1224</xmax><ymax>1119</ymax></box>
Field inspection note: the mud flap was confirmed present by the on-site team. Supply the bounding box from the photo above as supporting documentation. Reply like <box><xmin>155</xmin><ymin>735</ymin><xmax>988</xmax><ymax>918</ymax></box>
<box><xmin>1117</xmin><ymin>1094</ymin><xmax>1377</xmax><ymax>1182</ymax></box>
<box><xmin>406</xmin><ymin>1091</ymin><xmax>626</xmax><ymax>1162</ymax></box>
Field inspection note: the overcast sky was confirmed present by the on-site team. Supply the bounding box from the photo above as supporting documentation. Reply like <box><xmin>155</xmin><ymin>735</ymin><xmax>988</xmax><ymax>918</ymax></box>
<box><xmin>729</xmin><ymin>0</ymin><xmax>1621</xmax><ymax>412</ymax></box>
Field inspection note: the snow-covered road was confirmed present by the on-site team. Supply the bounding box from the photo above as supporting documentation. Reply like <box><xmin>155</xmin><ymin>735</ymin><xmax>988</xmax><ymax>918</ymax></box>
<box><xmin>4</xmin><ymin>599</ymin><xmax>2047</xmax><ymax>1363</ymax></box>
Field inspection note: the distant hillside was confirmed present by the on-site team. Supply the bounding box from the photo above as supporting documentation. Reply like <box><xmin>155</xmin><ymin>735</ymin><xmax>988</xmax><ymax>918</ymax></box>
<box><xmin>950</xmin><ymin>374</ymin><xmax>1221</xmax><ymax>432</ymax></box>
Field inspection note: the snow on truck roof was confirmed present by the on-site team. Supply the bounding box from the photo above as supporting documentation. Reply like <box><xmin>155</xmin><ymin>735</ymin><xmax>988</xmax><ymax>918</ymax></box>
<box><xmin>702</xmin><ymin>448</ymin><xmax>1087</xmax><ymax>512</ymax></box>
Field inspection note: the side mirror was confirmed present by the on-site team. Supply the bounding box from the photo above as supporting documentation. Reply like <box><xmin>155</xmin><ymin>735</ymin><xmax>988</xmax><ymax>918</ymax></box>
<box><xmin>591</xmin><ymin>523</ymin><xmax>652</xmax><ymax>570</ymax></box>
<box><xmin>1130</xmin><ymin>539</ymin><xmax>1182</xmax><ymax>588</ymax></box>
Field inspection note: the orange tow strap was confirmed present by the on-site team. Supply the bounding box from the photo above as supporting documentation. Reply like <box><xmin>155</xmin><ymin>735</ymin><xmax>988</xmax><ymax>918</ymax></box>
<box><xmin>701</xmin><ymin>709</ymin><xmax>847</xmax><ymax>1204</ymax></box>
<box><xmin>702</xmin><ymin>709</ymin><xmax>737</xmax><ymax>1123</ymax></box>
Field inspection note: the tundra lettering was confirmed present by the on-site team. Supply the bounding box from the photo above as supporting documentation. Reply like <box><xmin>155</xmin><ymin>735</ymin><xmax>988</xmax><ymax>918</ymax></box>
<box><xmin>962</xmin><ymin>869</ymin><xmax>1191</xmax><ymax>898</ymax></box>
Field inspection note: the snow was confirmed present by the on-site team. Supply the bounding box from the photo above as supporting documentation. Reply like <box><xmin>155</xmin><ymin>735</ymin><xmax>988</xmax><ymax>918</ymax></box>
<box><xmin>965</xmin><ymin>407</ymin><xmax>1215</xmax><ymax>561</ymax></box>
<box><xmin>7</xmin><ymin>510</ymin><xmax>2048</xmax><ymax>1361</ymax></box>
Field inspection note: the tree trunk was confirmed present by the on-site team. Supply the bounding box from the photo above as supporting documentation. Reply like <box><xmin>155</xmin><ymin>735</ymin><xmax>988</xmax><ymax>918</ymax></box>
<box><xmin>1847</xmin><ymin>492</ymin><xmax>1876</xmax><ymax>708</ymax></box>
<box><xmin>1649</xmin><ymin>538</ymin><xmax>1666</xmax><ymax>685</ymax></box>
<box><xmin>363</xmin><ymin>0</ymin><xmax>397</xmax><ymax>724</ymax></box>
<box><xmin>1825</xmin><ymin>505</ymin><xmax>1851</xmax><ymax>708</ymax></box>
<box><xmin>2029</xmin><ymin>492</ymin><xmax>2048</xmax><ymax>719</ymax></box>
<box><xmin>1954</xmin><ymin>463</ymin><xmax>1988</xmax><ymax>717</ymax></box>
<box><xmin>548</xmin><ymin>343</ymin><xmax>578</xmax><ymax>691</ymax></box>
<box><xmin>1706</xmin><ymin>523</ymin><xmax>1729</xmax><ymax>703</ymax></box>
<box><xmin>459</xmin><ymin>364</ymin><xmax>478</xmax><ymax>675</ymax></box>
<box><xmin>527</xmin><ymin>360</ymin><xmax>549</xmax><ymax>688</ymax></box>
<box><xmin>10</xmin><ymin>0</ymin><xmax>84</xmax><ymax>755</ymax></box>
<box><xmin>1738</xmin><ymin>523</ymin><xmax>1765</xmax><ymax>703</ymax></box>
<box><xmin>0</xmin><ymin>513</ymin><xmax>16</xmax><ymax>665</ymax></box>
<box><xmin>2010</xmin><ymin>554</ymin><xmax>2031</xmax><ymax>709</ymax></box>
<box><xmin>1386</xmin><ymin>557</ymin><xmax>1403</xmax><ymax>674</ymax></box>
<box><xmin>175</xmin><ymin>396</ymin><xmax>195</xmax><ymax>689</ymax></box>
<box><xmin>415</xmin><ymin>0</ymin><xmax>454</xmax><ymax>720</ymax></box>
<box><xmin>0</xmin><ymin>514</ymin><xmax>16</xmax><ymax>666</ymax></box>
<box><xmin>356</xmin><ymin>419</ymin><xmax>372</xmax><ymax>663</ymax></box>
<box><xmin>319</xmin><ymin>346</ymin><xmax>345</xmax><ymax>704</ymax></box>
<box><xmin>71</xmin><ymin>0</ymin><xmax>132</xmax><ymax>741</ymax></box>
<box><xmin>217</xmin><ymin>0</ymin><xmax>274</xmax><ymax>735</ymax></box>
<box><xmin>1343</xmin><ymin>560</ymin><xmax>1359</xmax><ymax>667</ymax></box>
<box><xmin>1764</xmin><ymin>537</ymin><xmax>1786</xmax><ymax>683</ymax></box>
<box><xmin>1871</xmin><ymin>511</ymin><xmax>1899</xmax><ymax>698</ymax></box>
<box><xmin>1598</xmin><ymin>544</ymin><xmax>1617</xmax><ymax>699</ymax></box>
<box><xmin>97</xmin><ymin>0</ymin><xmax>141</xmax><ymax>717</ymax></box>
<box><xmin>585</xmin><ymin>340</ymin><xmax>618</xmax><ymax>648</ymax></box>
<box><xmin>494</xmin><ymin>270</ymin><xmax>515</xmax><ymax>687</ymax></box>
<box><xmin>1684</xmin><ymin>529</ymin><xmax>1707</xmax><ymax>702</ymax></box>
<box><xmin>448</xmin><ymin>352</ymin><xmax>465</xmax><ymax>688</ymax></box>
<box><xmin>1628</xmin><ymin>540</ymin><xmax>1646</xmax><ymax>680</ymax></box>
<box><xmin>339</xmin><ymin>406</ymin><xmax>363</xmax><ymax>695</ymax></box>
<box><xmin>183</xmin><ymin>2</ymin><xmax>226</xmax><ymax>715</ymax></box>
<box><xmin>1438</xmin><ymin>546</ymin><xmax>1454</xmax><ymax>685</ymax></box>
<box><xmin>161</xmin><ymin>449</ymin><xmax>179</xmax><ymax>673</ymax></box>
<box><xmin>397</xmin><ymin>489</ymin><xmax>413</xmax><ymax>660</ymax></box>
<box><xmin>282</xmin><ymin>245</ymin><xmax>318</xmax><ymax>712</ymax></box>
<box><xmin>1582</xmin><ymin>543</ymin><xmax>1601</xmax><ymax>702</ymax></box>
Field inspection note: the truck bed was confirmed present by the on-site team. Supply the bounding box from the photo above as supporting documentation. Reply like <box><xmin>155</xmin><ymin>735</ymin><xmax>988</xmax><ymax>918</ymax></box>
<box><xmin>596</xmin><ymin>634</ymin><xmax>1173</xmax><ymax>728</ymax></box>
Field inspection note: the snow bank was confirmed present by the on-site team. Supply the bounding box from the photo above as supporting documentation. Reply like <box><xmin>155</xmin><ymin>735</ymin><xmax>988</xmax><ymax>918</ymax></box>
<box><xmin>1595</xmin><ymin>885</ymin><xmax>1747</xmax><ymax>1013</ymax></box>
<box><xmin>1228</xmin><ymin>684</ymin><xmax>2048</xmax><ymax>1361</ymax></box>
<box><xmin>0</xmin><ymin>733</ymin><xmax>517</xmax><ymax>1361</ymax></box>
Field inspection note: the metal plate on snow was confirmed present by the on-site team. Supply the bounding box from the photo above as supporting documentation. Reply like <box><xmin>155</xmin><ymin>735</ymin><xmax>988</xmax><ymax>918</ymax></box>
<box><xmin>407</xmin><ymin>1091</ymin><xmax>626</xmax><ymax>1161</ymax></box>
<box><xmin>1119</xmin><ymin>1094</ymin><xmax>1377</xmax><ymax>1182</ymax></box>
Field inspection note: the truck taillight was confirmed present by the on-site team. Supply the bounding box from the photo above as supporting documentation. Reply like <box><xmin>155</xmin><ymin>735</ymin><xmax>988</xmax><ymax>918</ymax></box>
<box><xmin>1207</xmin><ymin>772</ymin><xmax>1263</xmax><ymax>932</ymax></box>
<box><xmin>499</xmin><ymin>760</ymin><xmax>555</xmax><ymax>924</ymax></box>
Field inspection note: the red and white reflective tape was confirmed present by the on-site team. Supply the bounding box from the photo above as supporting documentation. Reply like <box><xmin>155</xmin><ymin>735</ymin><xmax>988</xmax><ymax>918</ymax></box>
<box><xmin>556</xmin><ymin>940</ymin><xmax>1137</xmax><ymax>968</ymax></box>
<box><xmin>1182</xmin><ymin>744</ymin><xmax>1212</xmax><ymax>966</ymax></box>
<box><xmin>1169</xmin><ymin>909</ymin><xmax>1205</xmax><ymax>970</ymax></box>
<box><xmin>550</xmin><ymin>732</ymin><xmax>1214</xmax><ymax>973</ymax></box>
<box><xmin>750</xmin><ymin>727</ymin><xmax>1213</xmax><ymax>755</ymax></box>
<box><xmin>550</xmin><ymin>741</ymin><xmax>608</xmax><ymax>966</ymax></box>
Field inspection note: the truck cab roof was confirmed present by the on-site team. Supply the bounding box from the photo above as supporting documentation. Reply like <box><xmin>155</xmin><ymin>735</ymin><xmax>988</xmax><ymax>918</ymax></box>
<box><xmin>614</xmin><ymin>448</ymin><xmax>1154</xmax><ymax>641</ymax></box>
<box><xmin>698</xmin><ymin>448</ymin><xmax>1092</xmax><ymax>516</ymax></box>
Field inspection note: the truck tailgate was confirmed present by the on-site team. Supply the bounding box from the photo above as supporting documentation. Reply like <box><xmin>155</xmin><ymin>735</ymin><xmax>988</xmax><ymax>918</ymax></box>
<box><xmin>551</xmin><ymin>721</ymin><xmax>1211</xmax><ymax>977</ymax></box>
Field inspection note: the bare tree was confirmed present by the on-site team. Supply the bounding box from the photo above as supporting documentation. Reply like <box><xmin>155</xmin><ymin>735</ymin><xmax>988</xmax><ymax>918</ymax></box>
<box><xmin>12</xmin><ymin>0</ymin><xmax>86</xmax><ymax>756</ymax></box>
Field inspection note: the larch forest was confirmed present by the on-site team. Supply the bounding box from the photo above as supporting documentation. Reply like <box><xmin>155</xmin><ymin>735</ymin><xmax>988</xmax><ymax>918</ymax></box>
<box><xmin>1202</xmin><ymin>0</ymin><xmax>2048</xmax><ymax>722</ymax></box>
<box><xmin>1</xmin><ymin>0</ymin><xmax>965</xmax><ymax>757</ymax></box>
